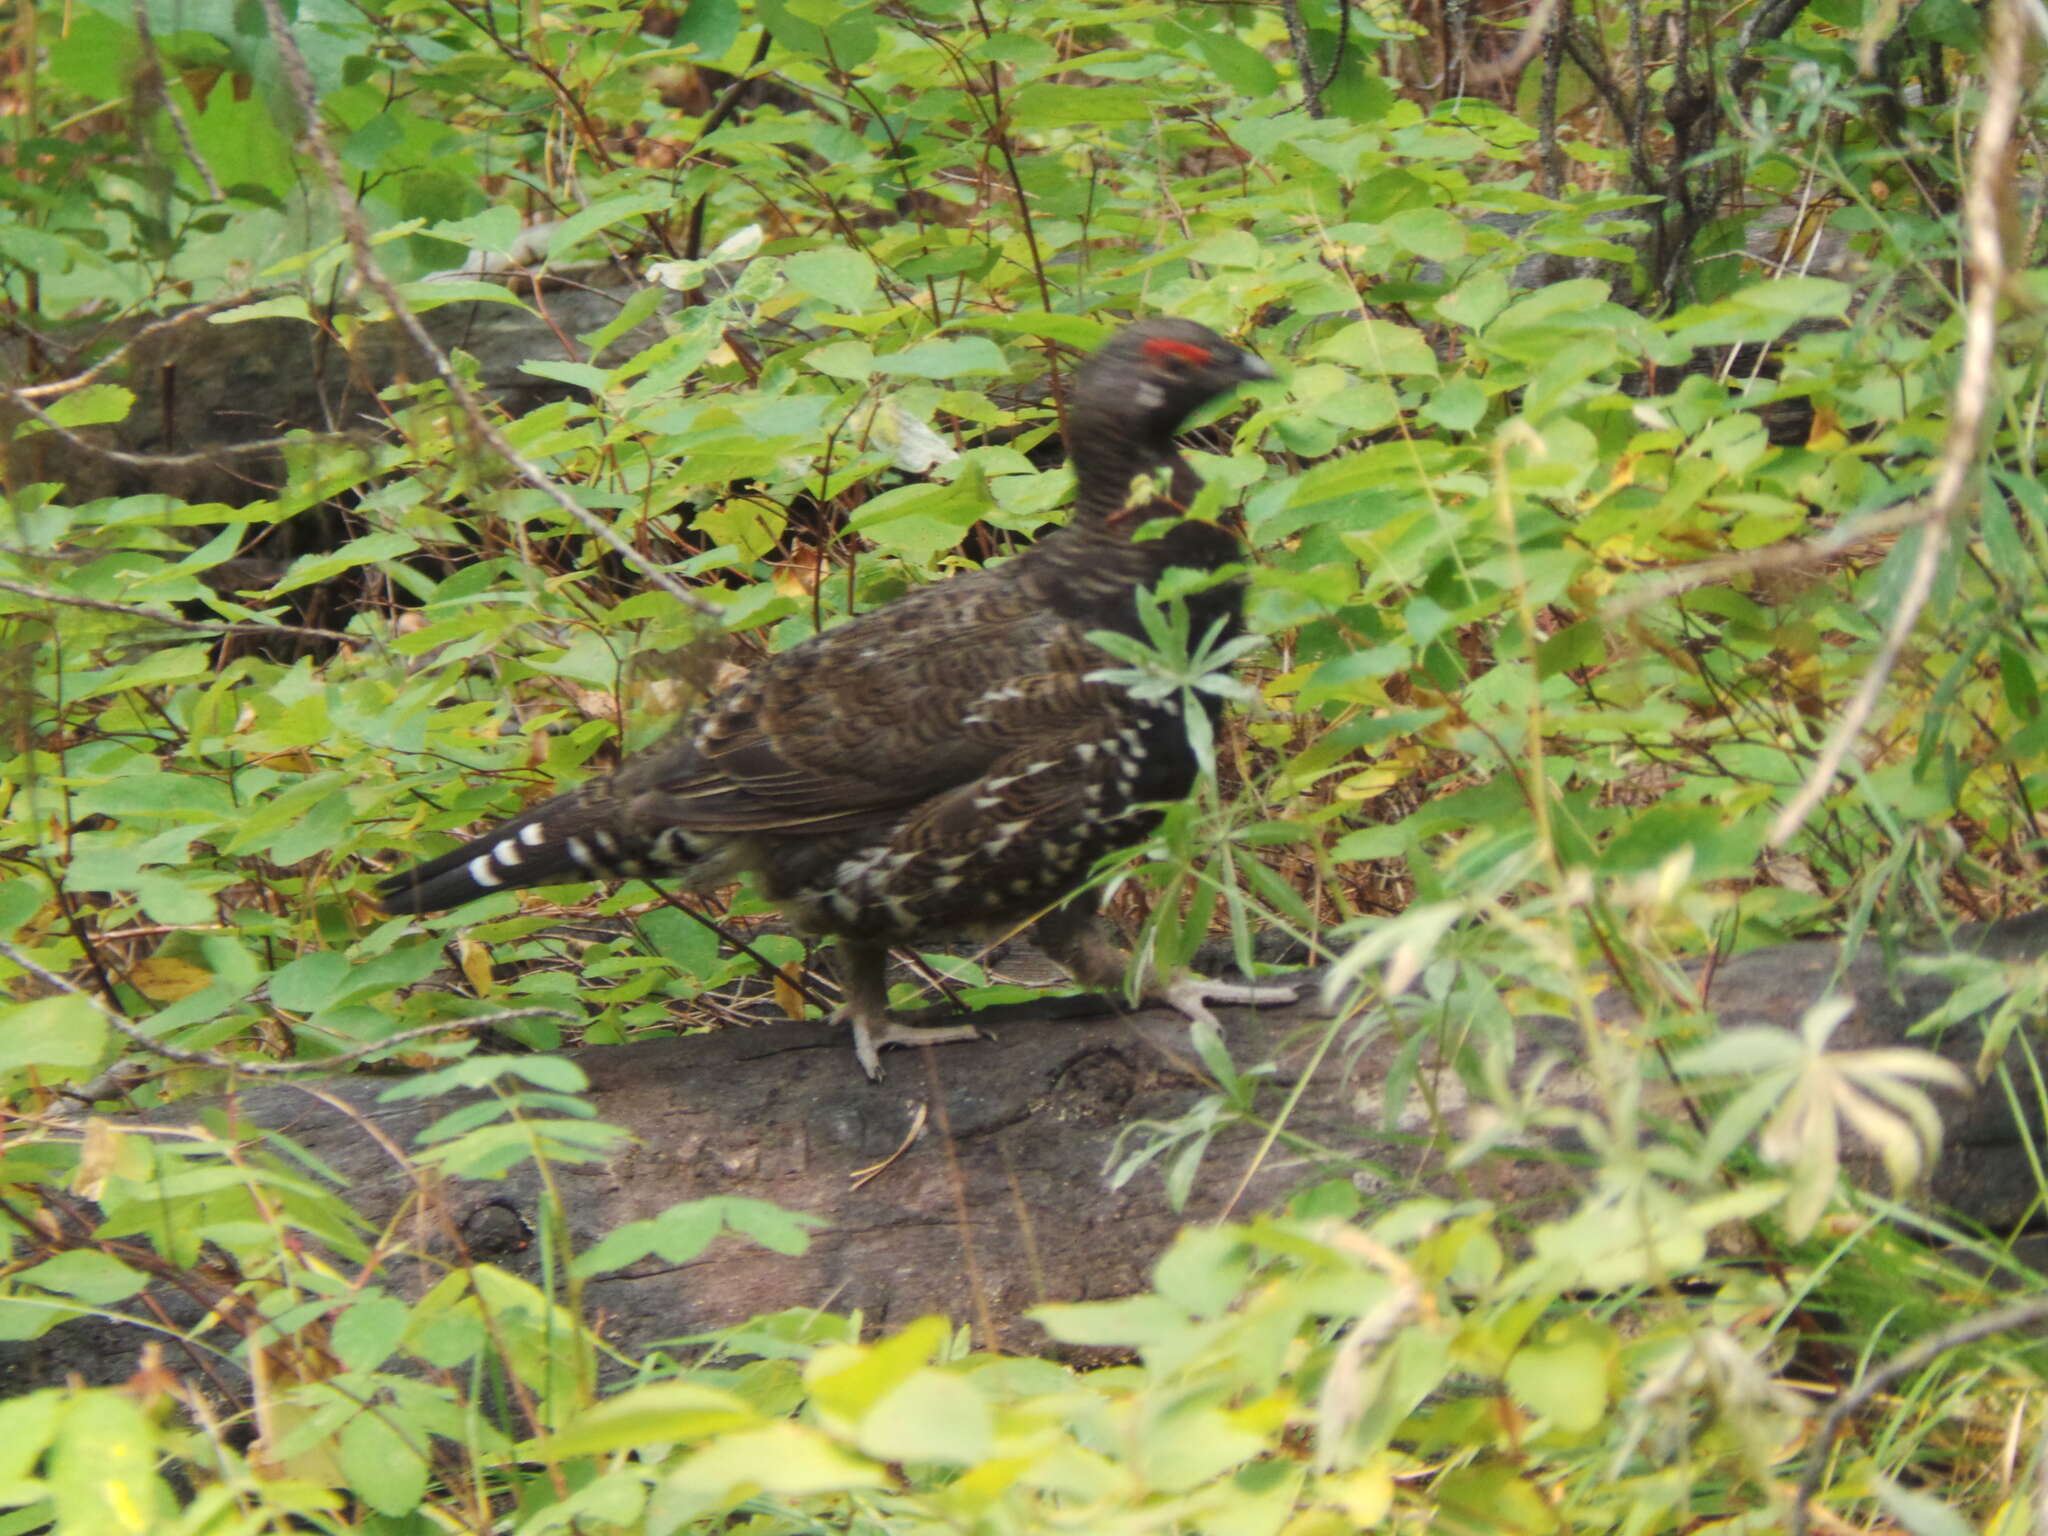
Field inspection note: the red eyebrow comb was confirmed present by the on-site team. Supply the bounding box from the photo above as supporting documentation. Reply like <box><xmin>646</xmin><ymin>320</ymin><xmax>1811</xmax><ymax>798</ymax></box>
<box><xmin>1142</xmin><ymin>337</ymin><xmax>1217</xmax><ymax>366</ymax></box>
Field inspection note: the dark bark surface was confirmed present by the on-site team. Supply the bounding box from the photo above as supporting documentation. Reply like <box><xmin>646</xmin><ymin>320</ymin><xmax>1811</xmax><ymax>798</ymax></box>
<box><xmin>6</xmin><ymin>914</ymin><xmax>2045</xmax><ymax>1395</ymax></box>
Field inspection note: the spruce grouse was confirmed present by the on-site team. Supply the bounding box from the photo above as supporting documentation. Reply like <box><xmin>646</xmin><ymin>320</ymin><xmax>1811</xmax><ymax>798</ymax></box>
<box><xmin>377</xmin><ymin>318</ymin><xmax>1294</xmax><ymax>1077</ymax></box>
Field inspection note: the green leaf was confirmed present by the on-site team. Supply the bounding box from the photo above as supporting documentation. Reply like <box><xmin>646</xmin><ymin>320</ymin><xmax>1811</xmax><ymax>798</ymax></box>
<box><xmin>18</xmin><ymin>1251</ymin><xmax>146</xmax><ymax>1305</ymax></box>
<box><xmin>47</xmin><ymin>10</ymin><xmax>140</xmax><ymax>98</ymax></box>
<box><xmin>1422</xmin><ymin>374</ymin><xmax>1487</xmax><ymax>431</ymax></box>
<box><xmin>721</xmin><ymin>1198</ymin><xmax>821</xmax><ymax>1255</ymax></box>
<box><xmin>549</xmin><ymin>194</ymin><xmax>672</xmax><ymax>259</ymax></box>
<box><xmin>269</xmin><ymin>946</ymin><xmax>443</xmax><ymax>1014</ymax></box>
<box><xmin>846</xmin><ymin>480</ymin><xmax>982</xmax><ymax>562</ymax></box>
<box><xmin>49</xmin><ymin>1392</ymin><xmax>160</xmax><ymax>1534</ymax></box>
<box><xmin>2001</xmin><ymin>642</ymin><xmax>2040</xmax><ymax>720</ymax></box>
<box><xmin>1383</xmin><ymin>207</ymin><xmax>1466</xmax><ymax>262</ymax></box>
<box><xmin>1314</xmin><ymin>318</ymin><xmax>1439</xmax><ymax>378</ymax></box>
<box><xmin>1009</xmin><ymin>82</ymin><xmax>1154</xmax><ymax>127</ymax></box>
<box><xmin>785</xmin><ymin>248</ymin><xmax>878</xmax><ymax>309</ymax></box>
<box><xmin>878</xmin><ymin>337</ymin><xmax>1009</xmax><ymax>379</ymax></box>
<box><xmin>1151</xmin><ymin>1226</ymin><xmax>1253</xmax><ymax>1317</ymax></box>
<box><xmin>340</xmin><ymin>1410</ymin><xmax>428</xmax><ymax>1517</ymax></box>
<box><xmin>378</xmin><ymin>1057</ymin><xmax>591</xmax><ymax>1102</ymax></box>
<box><xmin>858</xmin><ymin>1369</ymin><xmax>993</xmax><ymax>1465</ymax></box>
<box><xmin>45</xmin><ymin>385</ymin><xmax>135</xmax><ymax>429</ymax></box>
<box><xmin>0</xmin><ymin>996</ymin><xmax>107</xmax><ymax>1076</ymax></box>
<box><xmin>672</xmin><ymin>0</ymin><xmax>743</xmax><ymax>54</ymax></box>
<box><xmin>0</xmin><ymin>1391</ymin><xmax>60</xmax><ymax>1484</ymax></box>
<box><xmin>1031</xmin><ymin>1294</ymin><xmax>1191</xmax><ymax>1348</ymax></box>
<box><xmin>660</xmin><ymin>1423</ymin><xmax>886</xmax><ymax>1505</ymax></box>
<box><xmin>1871</xmin><ymin>1476</ymin><xmax>1979</xmax><ymax>1536</ymax></box>
<box><xmin>1437</xmin><ymin>271</ymin><xmax>1511</xmax><ymax>329</ymax></box>
<box><xmin>261</xmin><ymin>532</ymin><xmax>418</xmax><ymax>598</ymax></box>
<box><xmin>1183</xmin><ymin>23</ymin><xmax>1278</xmax><ymax>94</ymax></box>
<box><xmin>534</xmin><ymin>1384</ymin><xmax>759</xmax><ymax>1459</ymax></box>
<box><xmin>1503</xmin><ymin>1320</ymin><xmax>1611</xmax><ymax>1431</ymax></box>
<box><xmin>332</xmin><ymin>1294</ymin><xmax>412</xmax><ymax>1373</ymax></box>
<box><xmin>389</xmin><ymin>279</ymin><xmax>532</xmax><ymax>314</ymax></box>
<box><xmin>966</xmin><ymin>312</ymin><xmax>1108</xmax><ymax>347</ymax></box>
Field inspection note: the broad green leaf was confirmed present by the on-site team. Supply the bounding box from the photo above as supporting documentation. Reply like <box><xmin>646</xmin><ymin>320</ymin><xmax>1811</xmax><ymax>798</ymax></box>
<box><xmin>49</xmin><ymin>1392</ymin><xmax>160</xmax><ymax>1534</ymax></box>
<box><xmin>331</xmin><ymin>1294</ymin><xmax>412</xmax><ymax>1373</ymax></box>
<box><xmin>659</xmin><ymin>1423</ymin><xmax>886</xmax><ymax>1504</ymax></box>
<box><xmin>1313</xmin><ymin>319</ymin><xmax>1439</xmax><ymax>377</ymax></box>
<box><xmin>340</xmin><ymin>1411</ymin><xmax>428</xmax><ymax>1518</ymax></box>
<box><xmin>18</xmin><ymin>1252</ymin><xmax>145</xmax><ymax>1306</ymax></box>
<box><xmin>549</xmin><ymin>194</ymin><xmax>672</xmax><ymax>260</ymax></box>
<box><xmin>534</xmin><ymin>1384</ymin><xmax>759</xmax><ymax>1459</ymax></box>
<box><xmin>262</xmin><ymin>533</ymin><xmax>418</xmax><ymax>598</ymax></box>
<box><xmin>1009</xmin><ymin>82</ymin><xmax>1154</xmax><ymax>126</ymax></box>
<box><xmin>878</xmin><ymin>337</ymin><xmax>1009</xmax><ymax>379</ymax></box>
<box><xmin>1503</xmin><ymin>1320</ymin><xmax>1611</xmax><ymax>1431</ymax></box>
<box><xmin>858</xmin><ymin>1369</ymin><xmax>993</xmax><ymax>1466</ymax></box>
<box><xmin>0</xmin><ymin>996</ymin><xmax>107</xmax><ymax>1075</ymax></box>
<box><xmin>786</xmin><ymin>248</ymin><xmax>878</xmax><ymax>309</ymax></box>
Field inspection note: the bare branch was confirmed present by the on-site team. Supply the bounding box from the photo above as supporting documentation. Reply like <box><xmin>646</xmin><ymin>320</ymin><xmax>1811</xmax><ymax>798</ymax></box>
<box><xmin>2</xmin><ymin>383</ymin><xmax>353</xmax><ymax>471</ymax></box>
<box><xmin>1605</xmin><ymin>496</ymin><xmax>1943</xmax><ymax>616</ymax></box>
<box><xmin>0</xmin><ymin>577</ymin><xmax>356</xmax><ymax>645</ymax></box>
<box><xmin>10</xmin><ymin>296</ymin><xmax>263</xmax><ymax>403</ymax></box>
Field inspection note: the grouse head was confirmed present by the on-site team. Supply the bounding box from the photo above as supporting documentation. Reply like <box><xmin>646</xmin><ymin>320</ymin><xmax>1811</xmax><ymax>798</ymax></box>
<box><xmin>1069</xmin><ymin>318</ymin><xmax>1273</xmax><ymax>456</ymax></box>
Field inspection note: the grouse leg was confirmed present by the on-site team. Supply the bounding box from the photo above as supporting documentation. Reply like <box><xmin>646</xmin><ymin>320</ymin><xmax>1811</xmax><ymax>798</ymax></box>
<box><xmin>835</xmin><ymin>942</ymin><xmax>990</xmax><ymax>1082</ymax></box>
<box><xmin>1032</xmin><ymin>901</ymin><xmax>1298</xmax><ymax>1023</ymax></box>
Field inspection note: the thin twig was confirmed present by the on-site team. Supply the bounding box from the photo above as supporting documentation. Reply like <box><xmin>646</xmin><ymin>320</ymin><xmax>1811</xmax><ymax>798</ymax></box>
<box><xmin>848</xmin><ymin>1100</ymin><xmax>929</xmax><ymax>1189</ymax></box>
<box><xmin>0</xmin><ymin>577</ymin><xmax>356</xmax><ymax>643</ymax></box>
<box><xmin>640</xmin><ymin>885</ymin><xmax>837</xmax><ymax>1014</ymax></box>
<box><xmin>1767</xmin><ymin>0</ymin><xmax>2020</xmax><ymax>847</ymax></box>
<box><xmin>1465</xmin><ymin>0</ymin><xmax>1558</xmax><ymax>86</ymax></box>
<box><xmin>923</xmin><ymin>1047</ymin><xmax>999</xmax><ymax>1352</ymax></box>
<box><xmin>1605</xmin><ymin>495</ymin><xmax>1940</xmax><ymax>616</ymax></box>
<box><xmin>10</xmin><ymin>297</ymin><xmax>262</xmax><ymax>402</ymax></box>
<box><xmin>131</xmin><ymin>0</ymin><xmax>223</xmax><ymax>200</ymax></box>
<box><xmin>0</xmin><ymin>384</ymin><xmax>350</xmax><ymax>471</ymax></box>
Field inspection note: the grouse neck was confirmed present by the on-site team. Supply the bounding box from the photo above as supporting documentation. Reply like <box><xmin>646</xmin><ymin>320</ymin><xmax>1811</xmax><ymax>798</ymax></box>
<box><xmin>1069</xmin><ymin>425</ymin><xmax>1188</xmax><ymax>526</ymax></box>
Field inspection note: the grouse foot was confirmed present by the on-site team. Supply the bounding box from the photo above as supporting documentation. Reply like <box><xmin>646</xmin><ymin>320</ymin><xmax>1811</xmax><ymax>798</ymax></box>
<box><xmin>837</xmin><ymin>941</ymin><xmax>992</xmax><ymax>1081</ymax></box>
<box><xmin>1153</xmin><ymin>973</ymin><xmax>1299</xmax><ymax>1024</ymax></box>
<box><xmin>1033</xmin><ymin>902</ymin><xmax>1300</xmax><ymax>1024</ymax></box>
<box><xmin>846</xmin><ymin>1012</ymin><xmax>991</xmax><ymax>1082</ymax></box>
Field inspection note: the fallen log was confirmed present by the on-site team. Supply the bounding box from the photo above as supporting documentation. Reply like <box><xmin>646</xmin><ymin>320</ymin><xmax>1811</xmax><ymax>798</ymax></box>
<box><xmin>5</xmin><ymin>913</ymin><xmax>2044</xmax><ymax>1392</ymax></box>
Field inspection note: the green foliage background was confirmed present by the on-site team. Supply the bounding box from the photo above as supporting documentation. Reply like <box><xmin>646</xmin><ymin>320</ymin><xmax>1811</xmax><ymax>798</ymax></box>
<box><xmin>4</xmin><ymin>0</ymin><xmax>2048</xmax><ymax>1528</ymax></box>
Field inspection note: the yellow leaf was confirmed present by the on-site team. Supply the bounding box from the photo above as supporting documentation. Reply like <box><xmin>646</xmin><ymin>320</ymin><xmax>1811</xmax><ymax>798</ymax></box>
<box><xmin>773</xmin><ymin>964</ymin><xmax>807</xmax><ymax>1020</ymax></box>
<box><xmin>459</xmin><ymin>939</ymin><xmax>497</xmax><ymax>997</ymax></box>
<box><xmin>1806</xmin><ymin>401</ymin><xmax>1846</xmax><ymax>447</ymax></box>
<box><xmin>75</xmin><ymin>1118</ymin><xmax>149</xmax><ymax>1198</ymax></box>
<box><xmin>129</xmin><ymin>955</ymin><xmax>213</xmax><ymax>1002</ymax></box>
<box><xmin>1325</xmin><ymin>1464</ymin><xmax>1394</xmax><ymax>1524</ymax></box>
<box><xmin>1335</xmin><ymin>766</ymin><xmax>1405</xmax><ymax>801</ymax></box>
